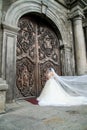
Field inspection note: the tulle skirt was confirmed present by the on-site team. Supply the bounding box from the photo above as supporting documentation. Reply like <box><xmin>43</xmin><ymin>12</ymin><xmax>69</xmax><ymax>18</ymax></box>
<box><xmin>37</xmin><ymin>78</ymin><xmax>87</xmax><ymax>106</ymax></box>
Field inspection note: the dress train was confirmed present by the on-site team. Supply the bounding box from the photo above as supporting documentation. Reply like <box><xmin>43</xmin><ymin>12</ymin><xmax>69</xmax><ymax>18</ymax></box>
<box><xmin>37</xmin><ymin>77</ymin><xmax>87</xmax><ymax>106</ymax></box>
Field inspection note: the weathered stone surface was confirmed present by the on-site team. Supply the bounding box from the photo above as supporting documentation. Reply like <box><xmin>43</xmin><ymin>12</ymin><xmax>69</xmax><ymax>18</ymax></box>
<box><xmin>0</xmin><ymin>78</ymin><xmax>8</xmax><ymax>113</ymax></box>
<box><xmin>0</xmin><ymin>91</ymin><xmax>6</xmax><ymax>113</ymax></box>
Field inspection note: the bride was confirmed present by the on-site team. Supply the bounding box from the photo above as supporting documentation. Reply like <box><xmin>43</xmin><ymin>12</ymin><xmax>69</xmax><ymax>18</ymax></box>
<box><xmin>37</xmin><ymin>68</ymin><xmax>87</xmax><ymax>106</ymax></box>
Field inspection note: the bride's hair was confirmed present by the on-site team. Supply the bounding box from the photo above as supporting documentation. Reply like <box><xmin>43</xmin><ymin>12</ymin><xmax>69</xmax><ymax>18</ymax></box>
<box><xmin>48</xmin><ymin>68</ymin><xmax>52</xmax><ymax>71</ymax></box>
<box><xmin>46</xmin><ymin>68</ymin><xmax>53</xmax><ymax>74</ymax></box>
<box><xmin>48</xmin><ymin>68</ymin><xmax>55</xmax><ymax>73</ymax></box>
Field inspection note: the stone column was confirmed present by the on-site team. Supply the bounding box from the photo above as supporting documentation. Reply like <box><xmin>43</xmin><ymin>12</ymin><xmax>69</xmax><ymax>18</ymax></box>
<box><xmin>71</xmin><ymin>7</ymin><xmax>87</xmax><ymax>75</ymax></box>
<box><xmin>2</xmin><ymin>23</ymin><xmax>19</xmax><ymax>102</ymax></box>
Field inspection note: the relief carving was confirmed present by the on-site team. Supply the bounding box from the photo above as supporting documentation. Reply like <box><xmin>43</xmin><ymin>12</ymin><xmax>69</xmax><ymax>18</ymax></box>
<box><xmin>38</xmin><ymin>28</ymin><xmax>59</xmax><ymax>62</ymax></box>
<box><xmin>16</xmin><ymin>58</ymin><xmax>35</xmax><ymax>96</ymax></box>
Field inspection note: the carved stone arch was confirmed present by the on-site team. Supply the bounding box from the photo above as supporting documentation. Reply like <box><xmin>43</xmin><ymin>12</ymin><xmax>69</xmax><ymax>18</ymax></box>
<box><xmin>3</xmin><ymin>0</ymin><xmax>66</xmax><ymax>43</ymax></box>
<box><xmin>2</xmin><ymin>0</ymin><xmax>67</xmax><ymax>101</ymax></box>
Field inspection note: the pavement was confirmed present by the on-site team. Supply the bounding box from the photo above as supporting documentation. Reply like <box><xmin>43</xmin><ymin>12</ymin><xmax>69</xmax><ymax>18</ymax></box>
<box><xmin>0</xmin><ymin>100</ymin><xmax>87</xmax><ymax>130</ymax></box>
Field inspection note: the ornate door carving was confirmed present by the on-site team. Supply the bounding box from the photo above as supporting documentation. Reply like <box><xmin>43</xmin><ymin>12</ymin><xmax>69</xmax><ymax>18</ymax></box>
<box><xmin>16</xmin><ymin>15</ymin><xmax>61</xmax><ymax>98</ymax></box>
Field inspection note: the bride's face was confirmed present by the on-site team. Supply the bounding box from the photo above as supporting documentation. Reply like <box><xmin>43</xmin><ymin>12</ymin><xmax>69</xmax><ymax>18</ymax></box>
<box><xmin>46</xmin><ymin>70</ymin><xmax>54</xmax><ymax>80</ymax></box>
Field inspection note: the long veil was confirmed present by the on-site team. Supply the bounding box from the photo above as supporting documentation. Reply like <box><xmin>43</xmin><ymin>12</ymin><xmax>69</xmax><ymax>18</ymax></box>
<box><xmin>51</xmin><ymin>68</ymin><xmax>87</xmax><ymax>97</ymax></box>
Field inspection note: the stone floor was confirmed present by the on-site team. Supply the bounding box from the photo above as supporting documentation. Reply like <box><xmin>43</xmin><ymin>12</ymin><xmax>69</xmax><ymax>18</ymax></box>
<box><xmin>0</xmin><ymin>100</ymin><xmax>87</xmax><ymax>130</ymax></box>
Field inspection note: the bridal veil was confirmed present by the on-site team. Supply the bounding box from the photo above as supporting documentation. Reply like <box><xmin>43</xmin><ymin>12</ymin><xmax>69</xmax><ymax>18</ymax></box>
<box><xmin>51</xmin><ymin>68</ymin><xmax>87</xmax><ymax>97</ymax></box>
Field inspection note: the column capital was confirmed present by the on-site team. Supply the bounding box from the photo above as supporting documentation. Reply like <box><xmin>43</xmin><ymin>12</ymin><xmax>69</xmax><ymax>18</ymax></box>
<box><xmin>66</xmin><ymin>0</ymin><xmax>87</xmax><ymax>9</ymax></box>
<box><xmin>67</xmin><ymin>0</ymin><xmax>87</xmax><ymax>19</ymax></box>
<box><xmin>2</xmin><ymin>22</ymin><xmax>19</xmax><ymax>34</ymax></box>
<box><xmin>70</xmin><ymin>5</ymin><xmax>84</xmax><ymax>19</ymax></box>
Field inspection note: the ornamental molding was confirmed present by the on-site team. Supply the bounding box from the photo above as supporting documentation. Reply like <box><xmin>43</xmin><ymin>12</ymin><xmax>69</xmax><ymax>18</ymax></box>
<box><xmin>69</xmin><ymin>5</ymin><xmax>84</xmax><ymax>19</ymax></box>
<box><xmin>2</xmin><ymin>0</ymin><xmax>68</xmax><ymax>44</ymax></box>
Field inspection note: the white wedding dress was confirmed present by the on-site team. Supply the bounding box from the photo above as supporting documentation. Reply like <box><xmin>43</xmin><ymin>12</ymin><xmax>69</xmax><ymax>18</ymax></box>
<box><xmin>37</xmin><ymin>69</ymin><xmax>87</xmax><ymax>106</ymax></box>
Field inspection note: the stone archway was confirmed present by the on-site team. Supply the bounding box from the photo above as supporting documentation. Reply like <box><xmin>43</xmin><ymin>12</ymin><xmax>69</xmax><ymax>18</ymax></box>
<box><xmin>2</xmin><ymin>0</ymin><xmax>68</xmax><ymax>101</ymax></box>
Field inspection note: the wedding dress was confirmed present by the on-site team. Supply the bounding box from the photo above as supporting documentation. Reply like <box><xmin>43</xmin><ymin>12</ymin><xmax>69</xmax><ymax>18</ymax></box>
<box><xmin>37</xmin><ymin>68</ymin><xmax>87</xmax><ymax>106</ymax></box>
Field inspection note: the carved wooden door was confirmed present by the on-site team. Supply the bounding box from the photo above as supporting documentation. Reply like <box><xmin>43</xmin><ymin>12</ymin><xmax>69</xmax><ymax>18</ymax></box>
<box><xmin>16</xmin><ymin>15</ymin><xmax>61</xmax><ymax>98</ymax></box>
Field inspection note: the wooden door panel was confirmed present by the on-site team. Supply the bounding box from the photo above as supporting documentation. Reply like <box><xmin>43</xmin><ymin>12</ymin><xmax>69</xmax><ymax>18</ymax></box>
<box><xmin>38</xmin><ymin>25</ymin><xmax>61</xmax><ymax>94</ymax></box>
<box><xmin>16</xmin><ymin>57</ymin><xmax>36</xmax><ymax>97</ymax></box>
<box><xmin>16</xmin><ymin>15</ymin><xmax>61</xmax><ymax>98</ymax></box>
<box><xmin>16</xmin><ymin>17</ymin><xmax>36</xmax><ymax>97</ymax></box>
